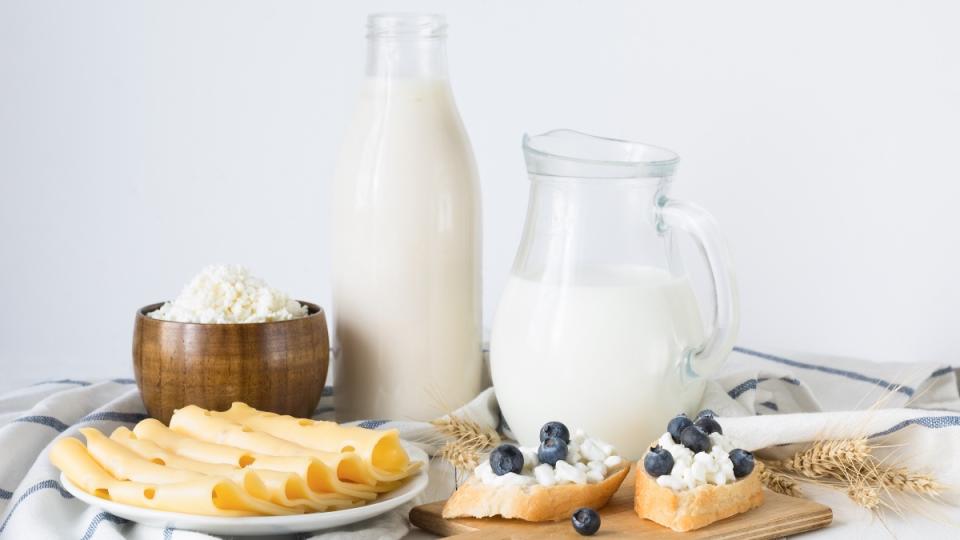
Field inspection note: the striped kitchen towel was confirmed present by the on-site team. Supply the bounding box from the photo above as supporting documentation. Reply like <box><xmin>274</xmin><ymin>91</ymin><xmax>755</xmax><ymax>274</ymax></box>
<box><xmin>0</xmin><ymin>347</ymin><xmax>958</xmax><ymax>538</ymax></box>
<box><xmin>0</xmin><ymin>379</ymin><xmax>498</xmax><ymax>540</ymax></box>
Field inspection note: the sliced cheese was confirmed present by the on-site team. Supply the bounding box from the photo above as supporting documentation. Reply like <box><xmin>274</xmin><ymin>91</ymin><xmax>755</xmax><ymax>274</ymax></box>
<box><xmin>49</xmin><ymin>437</ymin><xmax>297</xmax><ymax>516</ymax></box>
<box><xmin>110</xmin><ymin>427</ymin><xmax>363</xmax><ymax>511</ymax></box>
<box><xmin>109</xmin><ymin>427</ymin><xmax>237</xmax><ymax>477</ymax></box>
<box><xmin>50</xmin><ymin>437</ymin><xmax>117</xmax><ymax>499</ymax></box>
<box><xmin>131</xmin><ymin>420</ymin><xmax>378</xmax><ymax>499</ymax></box>
<box><xmin>212</xmin><ymin>403</ymin><xmax>416</xmax><ymax>481</ymax></box>
<box><xmin>134</xmin><ymin>419</ymin><xmax>253</xmax><ymax>467</ymax></box>
<box><xmin>49</xmin><ymin>402</ymin><xmax>419</xmax><ymax>518</ymax></box>
<box><xmin>80</xmin><ymin>428</ymin><xmax>202</xmax><ymax>484</ymax></box>
<box><xmin>170</xmin><ymin>405</ymin><xmax>377</xmax><ymax>486</ymax></box>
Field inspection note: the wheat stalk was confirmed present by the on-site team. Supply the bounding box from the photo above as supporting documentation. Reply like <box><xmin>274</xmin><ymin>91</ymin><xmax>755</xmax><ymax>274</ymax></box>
<box><xmin>772</xmin><ymin>438</ymin><xmax>870</xmax><ymax>479</ymax></box>
<box><xmin>756</xmin><ymin>460</ymin><xmax>803</xmax><ymax>497</ymax></box>
<box><xmin>870</xmin><ymin>466</ymin><xmax>943</xmax><ymax>497</ymax></box>
<box><xmin>431</xmin><ymin>415</ymin><xmax>501</xmax><ymax>474</ymax></box>
<box><xmin>761</xmin><ymin>436</ymin><xmax>944</xmax><ymax>514</ymax></box>
<box><xmin>848</xmin><ymin>482</ymin><xmax>881</xmax><ymax>510</ymax></box>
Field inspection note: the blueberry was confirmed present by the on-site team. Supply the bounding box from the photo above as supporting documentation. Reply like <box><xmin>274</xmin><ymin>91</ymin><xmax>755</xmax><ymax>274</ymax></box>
<box><xmin>667</xmin><ymin>413</ymin><xmax>693</xmax><ymax>443</ymax></box>
<box><xmin>696</xmin><ymin>409</ymin><xmax>717</xmax><ymax>420</ymax></box>
<box><xmin>538</xmin><ymin>437</ymin><xmax>568</xmax><ymax>466</ymax></box>
<box><xmin>729</xmin><ymin>448</ymin><xmax>755</xmax><ymax>478</ymax></box>
<box><xmin>489</xmin><ymin>444</ymin><xmax>524</xmax><ymax>476</ymax></box>
<box><xmin>694</xmin><ymin>416</ymin><xmax>722</xmax><ymax>435</ymax></box>
<box><xmin>571</xmin><ymin>507</ymin><xmax>601</xmax><ymax>536</ymax></box>
<box><xmin>679</xmin><ymin>425</ymin><xmax>712</xmax><ymax>453</ymax></box>
<box><xmin>539</xmin><ymin>421</ymin><xmax>571</xmax><ymax>443</ymax></box>
<box><xmin>643</xmin><ymin>445</ymin><xmax>675</xmax><ymax>477</ymax></box>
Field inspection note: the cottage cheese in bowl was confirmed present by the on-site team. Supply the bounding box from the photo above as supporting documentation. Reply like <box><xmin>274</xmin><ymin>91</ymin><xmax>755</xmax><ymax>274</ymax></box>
<box><xmin>148</xmin><ymin>265</ymin><xmax>308</xmax><ymax>324</ymax></box>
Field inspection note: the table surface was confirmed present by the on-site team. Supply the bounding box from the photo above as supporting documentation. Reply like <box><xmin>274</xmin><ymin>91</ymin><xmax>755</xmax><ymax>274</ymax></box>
<box><xmin>4</xmin><ymin>373</ymin><xmax>955</xmax><ymax>539</ymax></box>
<box><xmin>403</xmin><ymin>483</ymin><xmax>958</xmax><ymax>539</ymax></box>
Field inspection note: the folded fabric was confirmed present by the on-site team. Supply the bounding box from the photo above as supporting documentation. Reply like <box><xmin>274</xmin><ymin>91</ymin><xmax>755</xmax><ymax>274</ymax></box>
<box><xmin>709</xmin><ymin>347</ymin><xmax>960</xmax><ymax>509</ymax></box>
<box><xmin>0</xmin><ymin>347</ymin><xmax>957</xmax><ymax>539</ymax></box>
<box><xmin>0</xmin><ymin>378</ymin><xmax>498</xmax><ymax>540</ymax></box>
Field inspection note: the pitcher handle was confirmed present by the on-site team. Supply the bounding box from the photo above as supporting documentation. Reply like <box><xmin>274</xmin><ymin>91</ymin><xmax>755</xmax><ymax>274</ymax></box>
<box><xmin>659</xmin><ymin>198</ymin><xmax>740</xmax><ymax>380</ymax></box>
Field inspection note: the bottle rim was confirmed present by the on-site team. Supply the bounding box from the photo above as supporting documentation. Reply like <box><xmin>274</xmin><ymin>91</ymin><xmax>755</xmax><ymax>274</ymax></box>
<box><xmin>367</xmin><ymin>13</ymin><xmax>447</xmax><ymax>39</ymax></box>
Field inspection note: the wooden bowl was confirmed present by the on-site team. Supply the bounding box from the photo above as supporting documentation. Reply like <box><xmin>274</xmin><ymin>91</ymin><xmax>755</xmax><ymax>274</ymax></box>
<box><xmin>133</xmin><ymin>301</ymin><xmax>329</xmax><ymax>424</ymax></box>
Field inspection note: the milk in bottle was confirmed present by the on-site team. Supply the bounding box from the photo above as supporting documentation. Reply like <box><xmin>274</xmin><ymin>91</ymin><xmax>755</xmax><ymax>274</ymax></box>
<box><xmin>332</xmin><ymin>14</ymin><xmax>482</xmax><ymax>421</ymax></box>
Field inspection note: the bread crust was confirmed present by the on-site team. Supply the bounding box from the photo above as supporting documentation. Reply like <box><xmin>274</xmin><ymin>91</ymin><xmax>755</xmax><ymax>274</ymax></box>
<box><xmin>633</xmin><ymin>462</ymin><xmax>763</xmax><ymax>531</ymax></box>
<box><xmin>442</xmin><ymin>464</ymin><xmax>630</xmax><ymax>522</ymax></box>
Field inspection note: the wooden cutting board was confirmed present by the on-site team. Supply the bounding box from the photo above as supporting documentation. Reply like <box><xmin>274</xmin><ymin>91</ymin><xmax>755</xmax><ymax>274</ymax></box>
<box><xmin>409</xmin><ymin>468</ymin><xmax>831</xmax><ymax>539</ymax></box>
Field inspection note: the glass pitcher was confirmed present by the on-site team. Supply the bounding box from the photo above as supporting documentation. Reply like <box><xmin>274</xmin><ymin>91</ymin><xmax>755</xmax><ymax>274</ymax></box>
<box><xmin>490</xmin><ymin>130</ymin><xmax>738</xmax><ymax>458</ymax></box>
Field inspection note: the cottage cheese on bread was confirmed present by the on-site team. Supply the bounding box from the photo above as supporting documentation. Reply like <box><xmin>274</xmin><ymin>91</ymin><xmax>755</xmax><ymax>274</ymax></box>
<box><xmin>654</xmin><ymin>431</ymin><xmax>736</xmax><ymax>490</ymax></box>
<box><xmin>473</xmin><ymin>429</ymin><xmax>625</xmax><ymax>487</ymax></box>
<box><xmin>635</xmin><ymin>412</ymin><xmax>764</xmax><ymax>531</ymax></box>
<box><xmin>442</xmin><ymin>424</ymin><xmax>631</xmax><ymax>522</ymax></box>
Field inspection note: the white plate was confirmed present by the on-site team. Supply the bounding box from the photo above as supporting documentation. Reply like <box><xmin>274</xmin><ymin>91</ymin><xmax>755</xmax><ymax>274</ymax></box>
<box><xmin>60</xmin><ymin>444</ymin><xmax>429</xmax><ymax>536</ymax></box>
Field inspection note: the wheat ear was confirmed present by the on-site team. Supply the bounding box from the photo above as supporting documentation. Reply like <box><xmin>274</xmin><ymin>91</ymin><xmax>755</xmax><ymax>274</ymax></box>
<box><xmin>757</xmin><ymin>460</ymin><xmax>803</xmax><ymax>497</ymax></box>
<box><xmin>431</xmin><ymin>415</ymin><xmax>501</xmax><ymax>473</ymax></box>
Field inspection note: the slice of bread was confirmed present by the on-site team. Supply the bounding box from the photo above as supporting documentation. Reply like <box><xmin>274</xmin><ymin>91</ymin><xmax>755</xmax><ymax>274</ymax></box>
<box><xmin>634</xmin><ymin>462</ymin><xmax>763</xmax><ymax>531</ymax></box>
<box><xmin>442</xmin><ymin>464</ymin><xmax>630</xmax><ymax>522</ymax></box>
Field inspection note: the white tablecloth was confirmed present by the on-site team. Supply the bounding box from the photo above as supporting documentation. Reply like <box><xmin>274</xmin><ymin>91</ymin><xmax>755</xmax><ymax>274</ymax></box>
<box><xmin>1</xmin><ymin>347</ymin><xmax>958</xmax><ymax>539</ymax></box>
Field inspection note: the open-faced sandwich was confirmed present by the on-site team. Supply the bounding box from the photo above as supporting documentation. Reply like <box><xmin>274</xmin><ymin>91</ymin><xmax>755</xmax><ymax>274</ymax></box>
<box><xmin>634</xmin><ymin>410</ymin><xmax>763</xmax><ymax>531</ymax></box>
<box><xmin>443</xmin><ymin>421</ymin><xmax>630</xmax><ymax>522</ymax></box>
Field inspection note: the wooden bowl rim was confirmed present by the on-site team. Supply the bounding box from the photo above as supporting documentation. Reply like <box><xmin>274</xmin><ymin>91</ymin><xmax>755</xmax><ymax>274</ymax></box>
<box><xmin>136</xmin><ymin>300</ymin><xmax>326</xmax><ymax>327</ymax></box>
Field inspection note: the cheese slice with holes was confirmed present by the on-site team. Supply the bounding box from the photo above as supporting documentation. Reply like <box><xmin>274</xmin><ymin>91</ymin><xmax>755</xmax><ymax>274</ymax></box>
<box><xmin>50</xmin><ymin>437</ymin><xmax>296</xmax><ymax>516</ymax></box>
<box><xmin>211</xmin><ymin>402</ymin><xmax>418</xmax><ymax>482</ymax></box>
<box><xmin>169</xmin><ymin>405</ymin><xmax>378</xmax><ymax>486</ymax></box>
<box><xmin>131</xmin><ymin>419</ymin><xmax>379</xmax><ymax>499</ymax></box>
<box><xmin>108</xmin><ymin>427</ymin><xmax>363</xmax><ymax>511</ymax></box>
<box><xmin>50</xmin><ymin>402</ymin><xmax>420</xmax><ymax>517</ymax></box>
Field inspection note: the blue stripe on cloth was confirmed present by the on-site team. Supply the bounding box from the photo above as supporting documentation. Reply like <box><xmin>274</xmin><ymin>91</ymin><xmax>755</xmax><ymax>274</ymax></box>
<box><xmin>758</xmin><ymin>376</ymin><xmax>801</xmax><ymax>386</ymax></box>
<box><xmin>727</xmin><ymin>379</ymin><xmax>757</xmax><ymax>399</ymax></box>
<box><xmin>163</xmin><ymin>526</ymin><xmax>174</xmax><ymax>540</ymax></box>
<box><xmin>30</xmin><ymin>379</ymin><xmax>91</xmax><ymax>387</ymax></box>
<box><xmin>358</xmin><ymin>419</ymin><xmax>388</xmax><ymax>429</ymax></box>
<box><xmin>80</xmin><ymin>511</ymin><xmax>128</xmax><ymax>540</ymax></box>
<box><xmin>869</xmin><ymin>415</ymin><xmax>960</xmax><ymax>439</ymax></box>
<box><xmin>80</xmin><ymin>412</ymin><xmax>148</xmax><ymax>424</ymax></box>
<box><xmin>13</xmin><ymin>411</ymin><xmax>148</xmax><ymax>433</ymax></box>
<box><xmin>322</xmin><ymin>386</ymin><xmax>334</xmax><ymax>397</ymax></box>
<box><xmin>13</xmin><ymin>415</ymin><xmax>70</xmax><ymax>432</ymax></box>
<box><xmin>733</xmin><ymin>347</ymin><xmax>914</xmax><ymax>397</ymax></box>
<box><xmin>0</xmin><ymin>488</ymin><xmax>11</xmax><ymax>500</ymax></box>
<box><xmin>759</xmin><ymin>401</ymin><xmax>779</xmax><ymax>411</ymax></box>
<box><xmin>0</xmin><ymin>479</ymin><xmax>74</xmax><ymax>534</ymax></box>
<box><xmin>930</xmin><ymin>367</ymin><xmax>954</xmax><ymax>378</ymax></box>
<box><xmin>28</xmin><ymin>378</ymin><xmax>136</xmax><ymax>387</ymax></box>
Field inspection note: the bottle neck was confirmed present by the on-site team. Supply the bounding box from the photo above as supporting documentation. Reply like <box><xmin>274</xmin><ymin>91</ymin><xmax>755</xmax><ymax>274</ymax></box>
<box><xmin>365</xmin><ymin>14</ymin><xmax>448</xmax><ymax>79</ymax></box>
<box><xmin>365</xmin><ymin>37</ymin><xmax>448</xmax><ymax>79</ymax></box>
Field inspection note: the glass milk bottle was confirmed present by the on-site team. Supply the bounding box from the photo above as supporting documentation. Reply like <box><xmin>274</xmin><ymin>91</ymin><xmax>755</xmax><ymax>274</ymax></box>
<box><xmin>332</xmin><ymin>14</ymin><xmax>482</xmax><ymax>421</ymax></box>
<box><xmin>491</xmin><ymin>130</ymin><xmax>738</xmax><ymax>458</ymax></box>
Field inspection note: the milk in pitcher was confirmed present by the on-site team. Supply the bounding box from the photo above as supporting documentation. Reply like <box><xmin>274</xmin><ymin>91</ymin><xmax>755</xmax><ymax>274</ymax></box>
<box><xmin>491</xmin><ymin>265</ymin><xmax>706</xmax><ymax>458</ymax></box>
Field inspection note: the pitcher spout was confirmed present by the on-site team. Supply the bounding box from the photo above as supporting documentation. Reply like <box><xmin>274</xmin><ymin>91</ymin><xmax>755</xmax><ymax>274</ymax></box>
<box><xmin>522</xmin><ymin>129</ymin><xmax>679</xmax><ymax>180</ymax></box>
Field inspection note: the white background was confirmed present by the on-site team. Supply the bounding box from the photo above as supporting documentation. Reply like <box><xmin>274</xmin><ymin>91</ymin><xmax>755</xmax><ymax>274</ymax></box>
<box><xmin>1</xmin><ymin>0</ymin><xmax>958</xmax><ymax>393</ymax></box>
